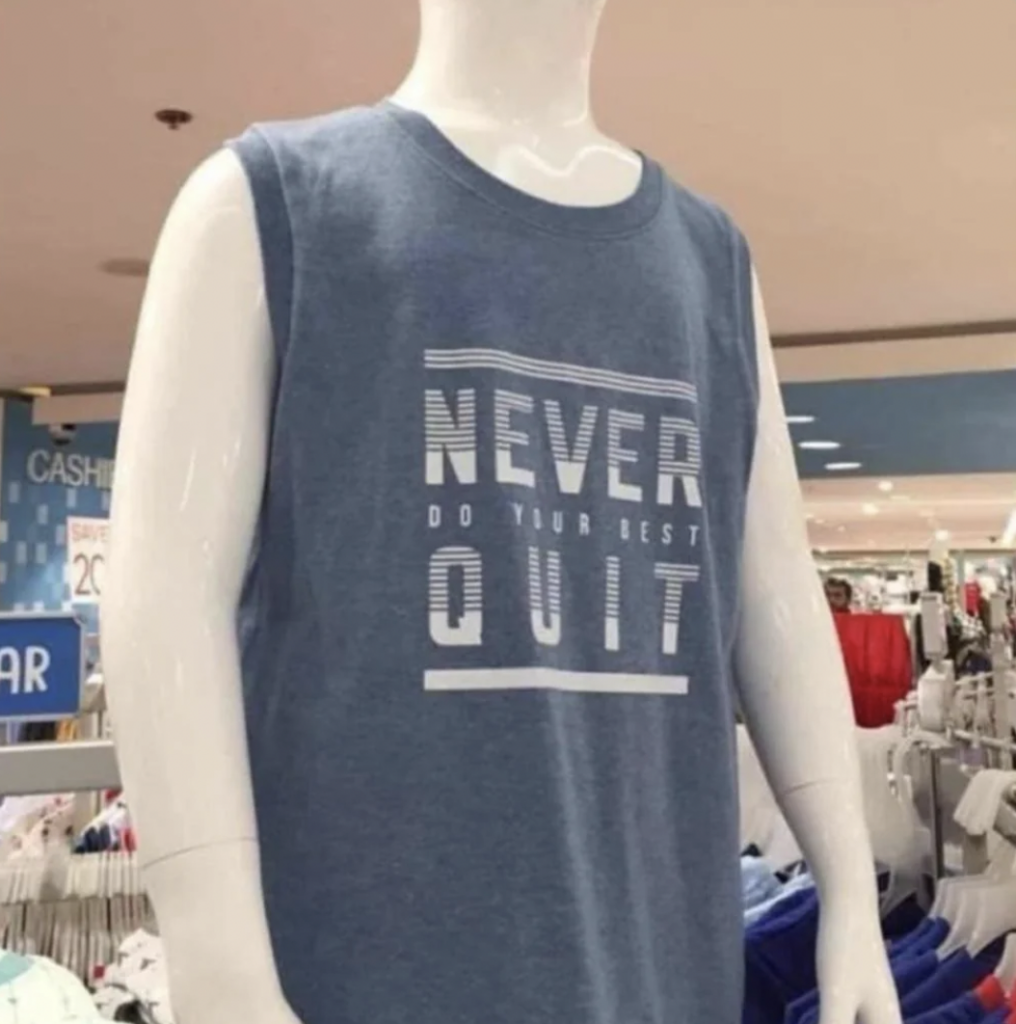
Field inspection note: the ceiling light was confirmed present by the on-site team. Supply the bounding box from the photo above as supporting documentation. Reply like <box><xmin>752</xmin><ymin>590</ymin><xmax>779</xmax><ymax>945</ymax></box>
<box><xmin>814</xmin><ymin>518</ymin><xmax>826</xmax><ymax>525</ymax></box>
<box><xmin>825</xmin><ymin>462</ymin><xmax>862</xmax><ymax>472</ymax></box>
<box><xmin>799</xmin><ymin>441</ymin><xmax>841</xmax><ymax>451</ymax></box>
<box><xmin>862</xmin><ymin>503</ymin><xmax>879</xmax><ymax>516</ymax></box>
<box><xmin>786</xmin><ymin>415</ymin><xmax>816</xmax><ymax>425</ymax></box>
<box><xmin>934</xmin><ymin>529</ymin><xmax>951</xmax><ymax>542</ymax></box>
<box><xmin>99</xmin><ymin>258</ymin><xmax>150</xmax><ymax>278</ymax></box>
<box><xmin>878</xmin><ymin>481</ymin><xmax>894</xmax><ymax>493</ymax></box>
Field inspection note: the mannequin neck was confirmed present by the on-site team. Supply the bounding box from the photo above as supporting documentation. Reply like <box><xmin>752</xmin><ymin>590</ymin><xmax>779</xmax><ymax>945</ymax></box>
<box><xmin>396</xmin><ymin>0</ymin><xmax>607</xmax><ymax>128</ymax></box>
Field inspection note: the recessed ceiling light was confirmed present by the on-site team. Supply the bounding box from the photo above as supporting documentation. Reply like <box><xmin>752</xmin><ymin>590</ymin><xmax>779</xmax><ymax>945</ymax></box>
<box><xmin>935</xmin><ymin>529</ymin><xmax>951</xmax><ymax>542</ymax></box>
<box><xmin>825</xmin><ymin>462</ymin><xmax>862</xmax><ymax>472</ymax></box>
<box><xmin>862</xmin><ymin>503</ymin><xmax>879</xmax><ymax>516</ymax></box>
<box><xmin>786</xmin><ymin>415</ymin><xmax>816</xmax><ymax>425</ymax></box>
<box><xmin>799</xmin><ymin>441</ymin><xmax>841</xmax><ymax>451</ymax></box>
<box><xmin>878</xmin><ymin>481</ymin><xmax>894</xmax><ymax>493</ymax></box>
<box><xmin>99</xmin><ymin>257</ymin><xmax>150</xmax><ymax>278</ymax></box>
<box><xmin>814</xmin><ymin>518</ymin><xmax>826</xmax><ymax>525</ymax></box>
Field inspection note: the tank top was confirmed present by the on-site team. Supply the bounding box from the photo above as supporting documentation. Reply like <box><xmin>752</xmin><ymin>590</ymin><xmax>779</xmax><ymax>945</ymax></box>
<box><xmin>230</xmin><ymin>101</ymin><xmax>759</xmax><ymax>1024</ymax></box>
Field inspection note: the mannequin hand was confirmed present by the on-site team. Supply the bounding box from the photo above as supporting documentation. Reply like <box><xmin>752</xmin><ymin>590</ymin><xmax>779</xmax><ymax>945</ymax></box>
<box><xmin>815</xmin><ymin>895</ymin><xmax>901</xmax><ymax>1024</ymax></box>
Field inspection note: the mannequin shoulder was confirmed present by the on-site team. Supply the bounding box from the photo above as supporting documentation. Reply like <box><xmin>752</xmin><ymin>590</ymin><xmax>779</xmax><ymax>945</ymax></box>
<box><xmin>143</xmin><ymin>149</ymin><xmax>266</xmax><ymax>330</ymax></box>
<box><xmin>135</xmin><ymin>149</ymin><xmax>271</xmax><ymax>375</ymax></box>
<box><xmin>158</xmin><ymin>149</ymin><xmax>258</xmax><ymax>250</ymax></box>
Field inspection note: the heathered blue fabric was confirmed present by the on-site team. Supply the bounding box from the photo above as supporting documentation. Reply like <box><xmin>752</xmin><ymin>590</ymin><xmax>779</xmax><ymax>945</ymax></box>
<box><xmin>229</xmin><ymin>101</ymin><xmax>759</xmax><ymax>1024</ymax></box>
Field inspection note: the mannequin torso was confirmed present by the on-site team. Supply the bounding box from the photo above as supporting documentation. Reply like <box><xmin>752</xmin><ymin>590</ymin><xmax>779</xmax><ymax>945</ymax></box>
<box><xmin>103</xmin><ymin>3</ymin><xmax>901</xmax><ymax>1024</ymax></box>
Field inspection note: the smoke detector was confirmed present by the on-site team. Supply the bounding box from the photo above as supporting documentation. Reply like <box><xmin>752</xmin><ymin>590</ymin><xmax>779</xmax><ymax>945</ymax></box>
<box><xmin>155</xmin><ymin>108</ymin><xmax>194</xmax><ymax>130</ymax></box>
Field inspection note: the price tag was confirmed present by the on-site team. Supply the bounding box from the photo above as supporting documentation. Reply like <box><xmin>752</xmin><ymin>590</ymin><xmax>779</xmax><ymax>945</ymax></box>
<box><xmin>67</xmin><ymin>517</ymin><xmax>109</xmax><ymax>606</ymax></box>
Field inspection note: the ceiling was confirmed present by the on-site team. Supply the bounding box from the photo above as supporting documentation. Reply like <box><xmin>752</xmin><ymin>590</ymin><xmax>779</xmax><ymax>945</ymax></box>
<box><xmin>781</xmin><ymin>341</ymin><xmax>1016</xmax><ymax>551</ymax></box>
<box><xmin>4</xmin><ymin>0</ymin><xmax>1015</xmax><ymax>558</ymax></box>
<box><xmin>1</xmin><ymin>0</ymin><xmax>1015</xmax><ymax>388</ymax></box>
<box><xmin>803</xmin><ymin>474</ymin><xmax>1016</xmax><ymax>554</ymax></box>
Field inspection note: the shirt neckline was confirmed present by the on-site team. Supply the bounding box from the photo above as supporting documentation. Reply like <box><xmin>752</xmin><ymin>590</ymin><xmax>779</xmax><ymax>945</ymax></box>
<box><xmin>378</xmin><ymin>99</ymin><xmax>664</xmax><ymax>240</ymax></box>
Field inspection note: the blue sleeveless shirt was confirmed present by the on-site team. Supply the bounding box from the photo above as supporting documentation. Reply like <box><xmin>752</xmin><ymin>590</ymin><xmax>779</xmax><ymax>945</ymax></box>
<box><xmin>231</xmin><ymin>102</ymin><xmax>759</xmax><ymax>1024</ymax></box>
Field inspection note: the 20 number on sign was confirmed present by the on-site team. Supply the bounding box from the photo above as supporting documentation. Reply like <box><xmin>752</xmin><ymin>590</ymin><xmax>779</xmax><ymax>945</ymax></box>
<box><xmin>66</xmin><ymin>517</ymin><xmax>109</xmax><ymax>605</ymax></box>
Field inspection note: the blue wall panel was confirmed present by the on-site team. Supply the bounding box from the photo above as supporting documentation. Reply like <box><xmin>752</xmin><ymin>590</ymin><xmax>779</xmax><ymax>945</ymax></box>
<box><xmin>783</xmin><ymin>369</ymin><xmax>1016</xmax><ymax>479</ymax></box>
<box><xmin>0</xmin><ymin>400</ymin><xmax>117</xmax><ymax>635</ymax></box>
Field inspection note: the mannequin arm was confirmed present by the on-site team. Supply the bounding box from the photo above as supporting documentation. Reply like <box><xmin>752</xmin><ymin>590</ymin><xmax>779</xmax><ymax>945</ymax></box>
<box><xmin>734</xmin><ymin>274</ymin><xmax>900</xmax><ymax>1024</ymax></box>
<box><xmin>102</xmin><ymin>152</ymin><xmax>298</xmax><ymax>1023</ymax></box>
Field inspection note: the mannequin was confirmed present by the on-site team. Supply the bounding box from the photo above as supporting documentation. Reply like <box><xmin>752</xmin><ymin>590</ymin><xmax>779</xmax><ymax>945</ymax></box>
<box><xmin>102</xmin><ymin>2</ymin><xmax>900</xmax><ymax>1024</ymax></box>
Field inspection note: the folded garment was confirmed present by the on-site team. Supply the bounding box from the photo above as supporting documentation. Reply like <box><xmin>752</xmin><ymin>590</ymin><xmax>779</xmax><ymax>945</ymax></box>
<box><xmin>742</xmin><ymin>856</ymin><xmax>783</xmax><ymax>911</ymax></box>
<box><xmin>744</xmin><ymin>890</ymin><xmax>821</xmax><ymax>1024</ymax></box>
<box><xmin>890</xmin><ymin>919</ymin><xmax>950</xmax><ymax>962</ymax></box>
<box><xmin>744</xmin><ymin>873</ymin><xmax>816</xmax><ymax>929</ymax></box>
<box><xmin>900</xmin><ymin>941</ymin><xmax>1005</xmax><ymax>1019</ymax></box>
<box><xmin>0</xmin><ymin>950</ymin><xmax>105</xmax><ymax>1023</ymax></box>
<box><xmin>93</xmin><ymin>930</ymin><xmax>173</xmax><ymax>1024</ymax></box>
<box><xmin>883</xmin><ymin>896</ymin><xmax>931</xmax><ymax>941</ymax></box>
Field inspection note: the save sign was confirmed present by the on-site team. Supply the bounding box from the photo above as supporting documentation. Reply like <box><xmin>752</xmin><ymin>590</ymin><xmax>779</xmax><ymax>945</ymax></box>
<box><xmin>67</xmin><ymin>517</ymin><xmax>109</xmax><ymax>606</ymax></box>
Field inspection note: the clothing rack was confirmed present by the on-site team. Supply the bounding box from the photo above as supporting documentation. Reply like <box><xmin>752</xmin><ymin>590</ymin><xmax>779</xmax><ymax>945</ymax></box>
<box><xmin>922</xmin><ymin>744</ymin><xmax>1016</xmax><ymax>878</ymax></box>
<box><xmin>907</xmin><ymin>588</ymin><xmax>1016</xmax><ymax>876</ymax></box>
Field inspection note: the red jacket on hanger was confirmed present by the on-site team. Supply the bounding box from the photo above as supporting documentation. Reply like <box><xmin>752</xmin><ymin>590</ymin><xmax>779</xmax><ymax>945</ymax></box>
<box><xmin>832</xmin><ymin>611</ymin><xmax>912</xmax><ymax>728</ymax></box>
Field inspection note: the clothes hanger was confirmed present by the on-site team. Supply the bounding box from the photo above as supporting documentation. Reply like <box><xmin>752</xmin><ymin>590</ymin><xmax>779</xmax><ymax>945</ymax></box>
<box><xmin>955</xmin><ymin>860</ymin><xmax>1016</xmax><ymax>957</ymax></box>
<box><xmin>933</xmin><ymin>811</ymin><xmax>1016</xmax><ymax>925</ymax></box>
<box><xmin>939</xmin><ymin>770</ymin><xmax>1016</xmax><ymax>922</ymax></box>
<box><xmin>877</xmin><ymin>728</ymin><xmax>948</xmax><ymax>915</ymax></box>
<box><xmin>938</xmin><ymin>884</ymin><xmax>979</xmax><ymax>955</ymax></box>
<box><xmin>955</xmin><ymin>770</ymin><xmax>1016</xmax><ymax>838</ymax></box>
<box><xmin>936</xmin><ymin>772</ymin><xmax>1016</xmax><ymax>956</ymax></box>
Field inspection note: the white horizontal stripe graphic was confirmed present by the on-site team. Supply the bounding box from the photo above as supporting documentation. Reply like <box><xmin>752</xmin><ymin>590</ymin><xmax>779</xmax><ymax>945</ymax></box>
<box><xmin>425</xmin><ymin>349</ymin><xmax>697</xmax><ymax>403</ymax></box>
<box><xmin>424</xmin><ymin>667</ymin><xmax>689</xmax><ymax>696</ymax></box>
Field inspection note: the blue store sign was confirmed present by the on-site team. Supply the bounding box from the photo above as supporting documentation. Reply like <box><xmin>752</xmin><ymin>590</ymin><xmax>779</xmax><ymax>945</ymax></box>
<box><xmin>0</xmin><ymin>614</ymin><xmax>84</xmax><ymax>721</ymax></box>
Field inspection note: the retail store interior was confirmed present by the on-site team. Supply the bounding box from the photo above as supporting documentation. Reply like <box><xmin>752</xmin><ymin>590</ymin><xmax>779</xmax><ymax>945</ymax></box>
<box><xmin>1</xmin><ymin>2</ymin><xmax>1016</xmax><ymax>1024</ymax></box>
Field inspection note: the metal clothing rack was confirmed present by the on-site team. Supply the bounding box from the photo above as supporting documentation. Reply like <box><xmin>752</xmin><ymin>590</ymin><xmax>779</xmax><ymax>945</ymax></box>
<box><xmin>0</xmin><ymin>674</ymin><xmax>121</xmax><ymax>803</ymax></box>
<box><xmin>0</xmin><ymin>739</ymin><xmax>121</xmax><ymax>797</ymax></box>
<box><xmin>923</xmin><ymin>745</ymin><xmax>1016</xmax><ymax>879</ymax></box>
<box><xmin>912</xmin><ymin>590</ymin><xmax>1016</xmax><ymax>877</ymax></box>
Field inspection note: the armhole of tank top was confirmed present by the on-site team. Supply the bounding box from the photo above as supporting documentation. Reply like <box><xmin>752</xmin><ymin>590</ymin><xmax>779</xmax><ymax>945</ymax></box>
<box><xmin>729</xmin><ymin>223</ymin><xmax>762</xmax><ymax>486</ymax></box>
<box><xmin>225</xmin><ymin>126</ymin><xmax>294</xmax><ymax>370</ymax></box>
<box><xmin>724</xmin><ymin>221</ymin><xmax>764</xmax><ymax>681</ymax></box>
